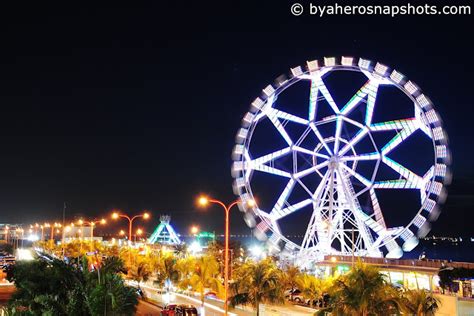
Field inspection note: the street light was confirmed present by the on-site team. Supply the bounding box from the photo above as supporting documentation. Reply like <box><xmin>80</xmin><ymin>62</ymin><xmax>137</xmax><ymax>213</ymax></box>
<box><xmin>50</xmin><ymin>223</ymin><xmax>61</xmax><ymax>241</ymax></box>
<box><xmin>197</xmin><ymin>195</ymin><xmax>255</xmax><ymax>316</ymax></box>
<box><xmin>80</xmin><ymin>219</ymin><xmax>107</xmax><ymax>240</ymax></box>
<box><xmin>111</xmin><ymin>211</ymin><xmax>150</xmax><ymax>242</ymax></box>
<box><xmin>190</xmin><ymin>225</ymin><xmax>199</xmax><ymax>235</ymax></box>
<box><xmin>4</xmin><ymin>226</ymin><xmax>9</xmax><ymax>243</ymax></box>
<box><xmin>136</xmin><ymin>228</ymin><xmax>143</xmax><ymax>242</ymax></box>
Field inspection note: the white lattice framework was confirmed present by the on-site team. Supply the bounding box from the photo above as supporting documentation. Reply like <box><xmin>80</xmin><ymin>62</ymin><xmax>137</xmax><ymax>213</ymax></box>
<box><xmin>231</xmin><ymin>56</ymin><xmax>451</xmax><ymax>263</ymax></box>
<box><xmin>148</xmin><ymin>215</ymin><xmax>181</xmax><ymax>245</ymax></box>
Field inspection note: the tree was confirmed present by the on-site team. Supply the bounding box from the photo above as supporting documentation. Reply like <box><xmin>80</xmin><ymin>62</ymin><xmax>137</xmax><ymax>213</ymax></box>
<box><xmin>282</xmin><ymin>265</ymin><xmax>301</xmax><ymax>302</ymax></box>
<box><xmin>0</xmin><ymin>243</ymin><xmax>14</xmax><ymax>255</ymax></box>
<box><xmin>129</xmin><ymin>260</ymin><xmax>152</xmax><ymax>289</ymax></box>
<box><xmin>439</xmin><ymin>267</ymin><xmax>474</xmax><ymax>294</ymax></box>
<box><xmin>7</xmin><ymin>255</ymin><xmax>138</xmax><ymax>315</ymax></box>
<box><xmin>155</xmin><ymin>254</ymin><xmax>180</xmax><ymax>291</ymax></box>
<box><xmin>296</xmin><ymin>273</ymin><xmax>329</xmax><ymax>308</ymax></box>
<box><xmin>173</xmin><ymin>243</ymin><xmax>188</xmax><ymax>259</ymax></box>
<box><xmin>187</xmin><ymin>255</ymin><xmax>223</xmax><ymax>310</ymax></box>
<box><xmin>230</xmin><ymin>258</ymin><xmax>284</xmax><ymax>316</ymax></box>
<box><xmin>322</xmin><ymin>262</ymin><xmax>400</xmax><ymax>316</ymax></box>
<box><xmin>400</xmin><ymin>289</ymin><xmax>440</xmax><ymax>316</ymax></box>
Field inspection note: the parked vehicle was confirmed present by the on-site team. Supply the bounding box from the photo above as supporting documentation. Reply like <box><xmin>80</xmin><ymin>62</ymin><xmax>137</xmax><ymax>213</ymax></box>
<box><xmin>161</xmin><ymin>303</ymin><xmax>178</xmax><ymax>316</ymax></box>
<box><xmin>175</xmin><ymin>304</ymin><xmax>198</xmax><ymax>316</ymax></box>
<box><xmin>0</xmin><ymin>255</ymin><xmax>15</xmax><ymax>270</ymax></box>
<box><xmin>204</xmin><ymin>291</ymin><xmax>217</xmax><ymax>299</ymax></box>
<box><xmin>136</xmin><ymin>288</ymin><xmax>144</xmax><ymax>298</ymax></box>
<box><xmin>285</xmin><ymin>289</ymin><xmax>304</xmax><ymax>303</ymax></box>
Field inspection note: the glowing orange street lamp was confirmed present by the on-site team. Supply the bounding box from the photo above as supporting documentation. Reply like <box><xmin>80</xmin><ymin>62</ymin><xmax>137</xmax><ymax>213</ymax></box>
<box><xmin>112</xmin><ymin>211</ymin><xmax>150</xmax><ymax>241</ymax></box>
<box><xmin>190</xmin><ymin>225</ymin><xmax>199</xmax><ymax>235</ymax></box>
<box><xmin>49</xmin><ymin>223</ymin><xmax>61</xmax><ymax>241</ymax></box>
<box><xmin>197</xmin><ymin>195</ymin><xmax>255</xmax><ymax>316</ymax></box>
<box><xmin>4</xmin><ymin>226</ymin><xmax>9</xmax><ymax>243</ymax></box>
<box><xmin>136</xmin><ymin>228</ymin><xmax>143</xmax><ymax>242</ymax></box>
<box><xmin>80</xmin><ymin>219</ymin><xmax>106</xmax><ymax>240</ymax></box>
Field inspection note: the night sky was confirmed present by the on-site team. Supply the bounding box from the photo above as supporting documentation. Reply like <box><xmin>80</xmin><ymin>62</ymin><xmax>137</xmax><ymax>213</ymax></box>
<box><xmin>0</xmin><ymin>2</ymin><xmax>472</xmax><ymax>237</ymax></box>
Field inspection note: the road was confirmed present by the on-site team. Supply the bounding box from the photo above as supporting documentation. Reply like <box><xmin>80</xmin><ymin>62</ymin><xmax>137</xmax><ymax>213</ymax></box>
<box><xmin>131</xmin><ymin>281</ymin><xmax>315</xmax><ymax>316</ymax></box>
<box><xmin>137</xmin><ymin>300</ymin><xmax>162</xmax><ymax>315</ymax></box>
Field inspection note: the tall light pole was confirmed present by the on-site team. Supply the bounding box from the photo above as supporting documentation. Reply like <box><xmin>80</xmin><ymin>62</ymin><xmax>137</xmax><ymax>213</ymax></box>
<box><xmin>4</xmin><ymin>226</ymin><xmax>9</xmax><ymax>243</ymax></box>
<box><xmin>50</xmin><ymin>223</ymin><xmax>61</xmax><ymax>241</ymax></box>
<box><xmin>198</xmin><ymin>196</ymin><xmax>255</xmax><ymax>316</ymax></box>
<box><xmin>111</xmin><ymin>211</ymin><xmax>150</xmax><ymax>242</ymax></box>
<box><xmin>80</xmin><ymin>219</ymin><xmax>106</xmax><ymax>240</ymax></box>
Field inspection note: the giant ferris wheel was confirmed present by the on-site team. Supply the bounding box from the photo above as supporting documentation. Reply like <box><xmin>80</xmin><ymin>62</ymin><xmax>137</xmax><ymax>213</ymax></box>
<box><xmin>231</xmin><ymin>57</ymin><xmax>451</xmax><ymax>263</ymax></box>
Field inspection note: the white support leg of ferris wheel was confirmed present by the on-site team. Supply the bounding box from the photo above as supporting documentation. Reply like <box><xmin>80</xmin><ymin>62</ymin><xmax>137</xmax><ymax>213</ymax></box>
<box><xmin>336</xmin><ymin>167</ymin><xmax>381</xmax><ymax>257</ymax></box>
<box><xmin>299</xmin><ymin>162</ymin><xmax>389</xmax><ymax>260</ymax></box>
<box><xmin>299</xmin><ymin>171</ymin><xmax>331</xmax><ymax>259</ymax></box>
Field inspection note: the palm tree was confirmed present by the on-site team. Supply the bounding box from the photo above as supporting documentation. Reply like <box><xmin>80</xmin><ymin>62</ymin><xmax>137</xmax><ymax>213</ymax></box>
<box><xmin>323</xmin><ymin>261</ymin><xmax>400</xmax><ymax>316</ymax></box>
<box><xmin>188</xmin><ymin>255</ymin><xmax>223</xmax><ymax>310</ymax></box>
<box><xmin>296</xmin><ymin>273</ymin><xmax>326</xmax><ymax>308</ymax></box>
<box><xmin>155</xmin><ymin>253</ymin><xmax>180</xmax><ymax>291</ymax></box>
<box><xmin>401</xmin><ymin>289</ymin><xmax>440</xmax><ymax>316</ymax></box>
<box><xmin>7</xmin><ymin>255</ymin><xmax>138</xmax><ymax>315</ymax></box>
<box><xmin>230</xmin><ymin>258</ymin><xmax>284</xmax><ymax>316</ymax></box>
<box><xmin>129</xmin><ymin>260</ymin><xmax>152</xmax><ymax>290</ymax></box>
<box><xmin>173</xmin><ymin>243</ymin><xmax>188</xmax><ymax>259</ymax></box>
<box><xmin>282</xmin><ymin>264</ymin><xmax>301</xmax><ymax>302</ymax></box>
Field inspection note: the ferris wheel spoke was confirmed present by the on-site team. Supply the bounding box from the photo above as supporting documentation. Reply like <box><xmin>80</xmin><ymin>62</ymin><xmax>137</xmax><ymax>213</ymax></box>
<box><xmin>271</xmin><ymin>199</ymin><xmax>312</xmax><ymax>221</ymax></box>
<box><xmin>314</xmin><ymin>77</ymin><xmax>340</xmax><ymax>114</ymax></box>
<box><xmin>268</xmin><ymin>108</ymin><xmax>309</xmax><ymax>125</ymax></box>
<box><xmin>364</xmin><ymin>82</ymin><xmax>379</xmax><ymax>126</ymax></box>
<box><xmin>261</xmin><ymin>94</ymin><xmax>294</xmax><ymax>146</ymax></box>
<box><xmin>309</xmin><ymin>122</ymin><xmax>333</xmax><ymax>156</ymax></box>
<box><xmin>333</xmin><ymin>117</ymin><xmax>343</xmax><ymax>154</ymax></box>
<box><xmin>248</xmin><ymin>148</ymin><xmax>292</xmax><ymax>168</ymax></box>
<box><xmin>251</xmin><ymin>164</ymin><xmax>292</xmax><ymax>178</ymax></box>
<box><xmin>294</xmin><ymin>160</ymin><xmax>330</xmax><ymax>179</ymax></box>
<box><xmin>340</xmin><ymin>163</ymin><xmax>372</xmax><ymax>188</ymax></box>
<box><xmin>370</xmin><ymin>118</ymin><xmax>418</xmax><ymax>132</ymax></box>
<box><xmin>269</xmin><ymin>178</ymin><xmax>296</xmax><ymax>220</ymax></box>
<box><xmin>383</xmin><ymin>129</ymin><xmax>418</xmax><ymax>156</ymax></box>
<box><xmin>340</xmin><ymin>80</ymin><xmax>379</xmax><ymax>118</ymax></box>
<box><xmin>415</xmin><ymin>106</ymin><xmax>433</xmax><ymax>139</ymax></box>
<box><xmin>293</xmin><ymin>146</ymin><xmax>330</xmax><ymax>159</ymax></box>
<box><xmin>373</xmin><ymin>179</ymin><xmax>421</xmax><ymax>189</ymax></box>
<box><xmin>382</xmin><ymin>156</ymin><xmax>423</xmax><ymax>188</ymax></box>
<box><xmin>369</xmin><ymin>188</ymin><xmax>387</xmax><ymax>229</ymax></box>
<box><xmin>339</xmin><ymin>152</ymin><xmax>380</xmax><ymax>162</ymax></box>
<box><xmin>267</xmin><ymin>115</ymin><xmax>293</xmax><ymax>146</ymax></box>
<box><xmin>338</xmin><ymin>126</ymin><xmax>370</xmax><ymax>156</ymax></box>
<box><xmin>309</xmin><ymin>79</ymin><xmax>318</xmax><ymax>121</ymax></box>
<box><xmin>244</xmin><ymin>151</ymin><xmax>253</xmax><ymax>182</ymax></box>
<box><xmin>370</xmin><ymin>119</ymin><xmax>419</xmax><ymax>156</ymax></box>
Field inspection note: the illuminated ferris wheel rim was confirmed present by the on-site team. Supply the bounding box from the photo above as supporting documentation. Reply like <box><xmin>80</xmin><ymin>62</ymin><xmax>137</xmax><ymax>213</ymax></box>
<box><xmin>231</xmin><ymin>56</ymin><xmax>451</xmax><ymax>260</ymax></box>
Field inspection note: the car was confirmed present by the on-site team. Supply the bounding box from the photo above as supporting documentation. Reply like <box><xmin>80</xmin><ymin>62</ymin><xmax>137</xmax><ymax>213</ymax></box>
<box><xmin>305</xmin><ymin>298</ymin><xmax>322</xmax><ymax>307</ymax></box>
<box><xmin>204</xmin><ymin>291</ymin><xmax>217</xmax><ymax>299</ymax></box>
<box><xmin>136</xmin><ymin>288</ymin><xmax>144</xmax><ymax>298</ymax></box>
<box><xmin>175</xmin><ymin>304</ymin><xmax>198</xmax><ymax>316</ymax></box>
<box><xmin>161</xmin><ymin>303</ymin><xmax>178</xmax><ymax>316</ymax></box>
<box><xmin>285</xmin><ymin>289</ymin><xmax>304</xmax><ymax>303</ymax></box>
